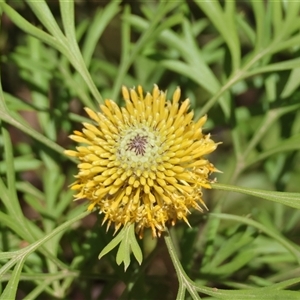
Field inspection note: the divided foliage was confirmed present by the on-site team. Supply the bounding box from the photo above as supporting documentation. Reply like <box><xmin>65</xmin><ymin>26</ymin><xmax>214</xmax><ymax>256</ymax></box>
<box><xmin>0</xmin><ymin>1</ymin><xmax>300</xmax><ymax>299</ymax></box>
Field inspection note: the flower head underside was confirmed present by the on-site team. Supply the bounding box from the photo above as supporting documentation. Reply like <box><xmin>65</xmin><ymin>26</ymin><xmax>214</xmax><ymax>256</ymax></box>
<box><xmin>65</xmin><ymin>85</ymin><xmax>220</xmax><ymax>238</ymax></box>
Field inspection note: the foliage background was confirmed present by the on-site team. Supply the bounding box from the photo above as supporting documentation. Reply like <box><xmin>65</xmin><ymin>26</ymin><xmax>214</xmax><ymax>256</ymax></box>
<box><xmin>0</xmin><ymin>0</ymin><xmax>300</xmax><ymax>299</ymax></box>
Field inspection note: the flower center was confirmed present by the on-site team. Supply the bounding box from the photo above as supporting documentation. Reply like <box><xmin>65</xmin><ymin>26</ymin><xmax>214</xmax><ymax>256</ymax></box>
<box><xmin>116</xmin><ymin>126</ymin><xmax>161</xmax><ymax>170</ymax></box>
<box><xmin>126</xmin><ymin>134</ymin><xmax>147</xmax><ymax>156</ymax></box>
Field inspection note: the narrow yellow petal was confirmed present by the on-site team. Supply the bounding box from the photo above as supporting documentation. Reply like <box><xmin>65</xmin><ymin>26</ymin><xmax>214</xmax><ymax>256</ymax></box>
<box><xmin>64</xmin><ymin>150</ymin><xmax>78</xmax><ymax>157</ymax></box>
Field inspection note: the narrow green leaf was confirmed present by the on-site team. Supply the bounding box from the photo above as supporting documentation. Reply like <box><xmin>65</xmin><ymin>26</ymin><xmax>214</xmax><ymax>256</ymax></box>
<box><xmin>242</xmin><ymin>104</ymin><xmax>300</xmax><ymax>160</ymax></box>
<box><xmin>55</xmin><ymin>189</ymin><xmax>74</xmax><ymax>217</ymax></box>
<box><xmin>209</xmin><ymin>228</ymin><xmax>256</xmax><ymax>270</ymax></box>
<box><xmin>181</xmin><ymin>19</ymin><xmax>221</xmax><ymax>92</ymax></box>
<box><xmin>22</xmin><ymin>211</ymin><xmax>90</xmax><ymax>260</ymax></box>
<box><xmin>0</xmin><ymin>250</ymin><xmax>22</xmax><ymax>261</ymax></box>
<box><xmin>2</xmin><ymin>124</ymin><xmax>18</xmax><ymax>209</ymax></box>
<box><xmin>117</xmin><ymin>224</ymin><xmax>134</xmax><ymax>270</ymax></box>
<box><xmin>125</xmin><ymin>15</ymin><xmax>186</xmax><ymax>61</ymax></box>
<box><xmin>0</xmin><ymin>209</ymin><xmax>72</xmax><ymax>272</ymax></box>
<box><xmin>265</xmin><ymin>74</ymin><xmax>278</xmax><ymax>102</ymax></box>
<box><xmin>0</xmin><ymin>211</ymin><xmax>89</xmax><ymax>282</ymax></box>
<box><xmin>247</xmin><ymin>134</ymin><xmax>300</xmax><ymax>166</ymax></box>
<box><xmin>1</xmin><ymin>3</ymin><xmax>102</xmax><ymax>106</ymax></box>
<box><xmin>251</xmin><ymin>0</ymin><xmax>271</xmax><ymax>52</ymax></box>
<box><xmin>196</xmin><ymin>0</ymin><xmax>240</xmax><ymax>71</ymax></box>
<box><xmin>201</xmin><ymin>210</ymin><xmax>221</xmax><ymax>267</ymax></box>
<box><xmin>194</xmin><ymin>281</ymin><xmax>300</xmax><ymax>299</ymax></box>
<box><xmin>129</xmin><ymin>225</ymin><xmax>143</xmax><ymax>266</ymax></box>
<box><xmin>98</xmin><ymin>229</ymin><xmax>124</xmax><ymax>260</ymax></box>
<box><xmin>271</xmin><ymin>1</ymin><xmax>283</xmax><ymax>38</ymax></box>
<box><xmin>26</xmin><ymin>37</ymin><xmax>57</xmax><ymax>140</ymax></box>
<box><xmin>0</xmin><ymin>155</ymin><xmax>42</xmax><ymax>174</ymax></box>
<box><xmin>0</xmin><ymin>258</ymin><xmax>18</xmax><ymax>282</ymax></box>
<box><xmin>23</xmin><ymin>194</ymin><xmax>54</xmax><ymax>219</ymax></box>
<box><xmin>268</xmin><ymin>34</ymin><xmax>300</xmax><ymax>56</ymax></box>
<box><xmin>215</xmin><ymin>249</ymin><xmax>256</xmax><ymax>276</ymax></box>
<box><xmin>0</xmin><ymin>3</ymin><xmax>63</xmax><ymax>52</ymax></box>
<box><xmin>0</xmin><ymin>257</ymin><xmax>26</xmax><ymax>300</ymax></box>
<box><xmin>26</xmin><ymin>0</ymin><xmax>66</xmax><ymax>42</ymax></box>
<box><xmin>9</xmin><ymin>51</ymin><xmax>54</xmax><ymax>79</ymax></box>
<box><xmin>81</xmin><ymin>2</ymin><xmax>120</xmax><ymax>67</ymax></box>
<box><xmin>111</xmin><ymin>1</ymin><xmax>181</xmax><ymax>100</ymax></box>
<box><xmin>281</xmin><ymin>68</ymin><xmax>300</xmax><ymax>98</ymax></box>
<box><xmin>212</xmin><ymin>183</ymin><xmax>300</xmax><ymax>209</ymax></box>
<box><xmin>0</xmin><ymin>175</ymin><xmax>27</xmax><ymax>232</ymax></box>
<box><xmin>247</xmin><ymin>57</ymin><xmax>300</xmax><ymax>76</ymax></box>
<box><xmin>115</xmin><ymin>239</ymin><xmax>124</xmax><ymax>266</ymax></box>
<box><xmin>210</xmin><ymin>213</ymin><xmax>300</xmax><ymax>264</ymax></box>
<box><xmin>236</xmin><ymin>13</ymin><xmax>255</xmax><ymax>46</ymax></box>
<box><xmin>59</xmin><ymin>0</ymin><xmax>77</xmax><ymax>44</ymax></box>
<box><xmin>0</xmin><ymin>108</ymin><xmax>70</xmax><ymax>160</ymax></box>
<box><xmin>116</xmin><ymin>238</ymin><xmax>131</xmax><ymax>271</ymax></box>
<box><xmin>23</xmin><ymin>280</ymin><xmax>54</xmax><ymax>300</ymax></box>
<box><xmin>160</xmin><ymin>60</ymin><xmax>219</xmax><ymax>95</ymax></box>
<box><xmin>0</xmin><ymin>210</ymin><xmax>30</xmax><ymax>247</ymax></box>
<box><xmin>274</xmin><ymin>1</ymin><xmax>300</xmax><ymax>41</ymax></box>
<box><xmin>3</xmin><ymin>92</ymin><xmax>41</xmax><ymax>111</ymax></box>
<box><xmin>120</xmin><ymin>6</ymin><xmax>131</xmax><ymax>66</ymax></box>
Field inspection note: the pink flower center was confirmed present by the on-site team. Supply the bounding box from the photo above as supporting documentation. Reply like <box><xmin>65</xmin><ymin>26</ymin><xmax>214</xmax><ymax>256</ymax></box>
<box><xmin>127</xmin><ymin>134</ymin><xmax>148</xmax><ymax>156</ymax></box>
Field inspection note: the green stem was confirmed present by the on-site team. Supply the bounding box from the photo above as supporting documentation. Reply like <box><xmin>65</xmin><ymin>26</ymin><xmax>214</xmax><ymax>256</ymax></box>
<box><xmin>164</xmin><ymin>229</ymin><xmax>201</xmax><ymax>300</ymax></box>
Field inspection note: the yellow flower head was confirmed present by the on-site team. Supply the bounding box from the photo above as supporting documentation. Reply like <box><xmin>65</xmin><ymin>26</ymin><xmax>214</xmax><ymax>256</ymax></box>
<box><xmin>65</xmin><ymin>85</ymin><xmax>219</xmax><ymax>238</ymax></box>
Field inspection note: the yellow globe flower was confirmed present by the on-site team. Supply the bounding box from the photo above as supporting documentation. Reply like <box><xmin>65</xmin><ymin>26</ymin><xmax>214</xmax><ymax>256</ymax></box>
<box><xmin>65</xmin><ymin>85</ymin><xmax>220</xmax><ymax>238</ymax></box>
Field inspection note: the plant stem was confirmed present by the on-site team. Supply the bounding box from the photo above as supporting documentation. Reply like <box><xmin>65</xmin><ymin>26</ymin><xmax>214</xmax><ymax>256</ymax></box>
<box><xmin>164</xmin><ymin>229</ymin><xmax>201</xmax><ymax>300</ymax></box>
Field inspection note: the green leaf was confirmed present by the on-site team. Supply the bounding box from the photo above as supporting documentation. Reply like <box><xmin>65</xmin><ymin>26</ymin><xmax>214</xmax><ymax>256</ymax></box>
<box><xmin>281</xmin><ymin>68</ymin><xmax>300</xmax><ymax>98</ymax></box>
<box><xmin>99</xmin><ymin>224</ymin><xmax>143</xmax><ymax>271</ymax></box>
<box><xmin>0</xmin><ymin>257</ymin><xmax>26</xmax><ymax>300</ymax></box>
<box><xmin>271</xmin><ymin>34</ymin><xmax>300</xmax><ymax>55</ymax></box>
<box><xmin>194</xmin><ymin>279</ymin><xmax>300</xmax><ymax>299</ymax></box>
<box><xmin>0</xmin><ymin>3</ymin><xmax>63</xmax><ymax>52</ymax></box>
<box><xmin>247</xmin><ymin>134</ymin><xmax>300</xmax><ymax>166</ymax></box>
<box><xmin>1</xmin><ymin>3</ymin><xmax>103</xmax><ymax>106</ymax></box>
<box><xmin>0</xmin><ymin>210</ymin><xmax>28</xmax><ymax>245</ymax></box>
<box><xmin>0</xmin><ymin>251</ymin><xmax>22</xmax><ymax>262</ymax></box>
<box><xmin>201</xmin><ymin>210</ymin><xmax>221</xmax><ymax>267</ymax></box>
<box><xmin>210</xmin><ymin>213</ymin><xmax>300</xmax><ymax>264</ymax></box>
<box><xmin>111</xmin><ymin>1</ymin><xmax>182</xmax><ymax>100</ymax></box>
<box><xmin>81</xmin><ymin>2</ymin><xmax>121</xmax><ymax>68</ymax></box>
<box><xmin>196</xmin><ymin>0</ymin><xmax>240</xmax><ymax>72</ymax></box>
<box><xmin>251</xmin><ymin>0</ymin><xmax>271</xmax><ymax>52</ymax></box>
<box><xmin>0</xmin><ymin>155</ymin><xmax>42</xmax><ymax>174</ymax></box>
<box><xmin>0</xmin><ymin>211</ymin><xmax>89</xmax><ymax>298</ymax></box>
<box><xmin>26</xmin><ymin>0</ymin><xmax>65</xmax><ymax>42</ymax></box>
<box><xmin>129</xmin><ymin>225</ymin><xmax>143</xmax><ymax>266</ymax></box>
<box><xmin>59</xmin><ymin>0</ymin><xmax>77</xmax><ymax>44</ymax></box>
<box><xmin>1</xmin><ymin>124</ymin><xmax>19</xmax><ymax>214</ymax></box>
<box><xmin>160</xmin><ymin>59</ymin><xmax>219</xmax><ymax>96</ymax></box>
<box><xmin>0</xmin><ymin>107</ymin><xmax>70</xmax><ymax>161</ymax></box>
<box><xmin>271</xmin><ymin>1</ymin><xmax>283</xmax><ymax>38</ymax></box>
<box><xmin>236</xmin><ymin>13</ymin><xmax>255</xmax><ymax>46</ymax></box>
<box><xmin>209</xmin><ymin>227</ymin><xmax>256</xmax><ymax>270</ymax></box>
<box><xmin>273</xmin><ymin>1</ymin><xmax>300</xmax><ymax>41</ymax></box>
<box><xmin>3</xmin><ymin>92</ymin><xmax>41</xmax><ymax>111</ymax></box>
<box><xmin>116</xmin><ymin>237</ymin><xmax>131</xmax><ymax>271</ymax></box>
<box><xmin>215</xmin><ymin>249</ymin><xmax>256</xmax><ymax>276</ymax></box>
<box><xmin>212</xmin><ymin>183</ymin><xmax>300</xmax><ymax>210</ymax></box>
<box><xmin>247</xmin><ymin>57</ymin><xmax>300</xmax><ymax>76</ymax></box>
<box><xmin>0</xmin><ymin>258</ymin><xmax>18</xmax><ymax>284</ymax></box>
<box><xmin>98</xmin><ymin>228</ymin><xmax>124</xmax><ymax>260</ymax></box>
